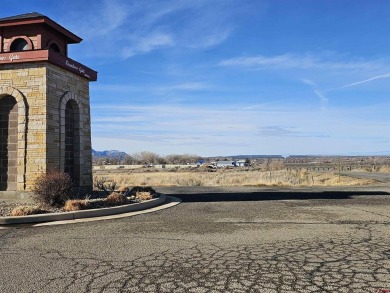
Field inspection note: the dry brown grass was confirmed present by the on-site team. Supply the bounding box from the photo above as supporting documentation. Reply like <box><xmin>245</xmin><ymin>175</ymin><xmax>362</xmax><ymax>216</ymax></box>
<box><xmin>379</xmin><ymin>165</ymin><xmax>390</xmax><ymax>173</ymax></box>
<box><xmin>94</xmin><ymin>168</ymin><xmax>376</xmax><ymax>188</ymax></box>
<box><xmin>106</xmin><ymin>192</ymin><xmax>128</xmax><ymax>205</ymax></box>
<box><xmin>10</xmin><ymin>205</ymin><xmax>46</xmax><ymax>216</ymax></box>
<box><xmin>135</xmin><ymin>191</ymin><xmax>153</xmax><ymax>201</ymax></box>
<box><xmin>63</xmin><ymin>199</ymin><xmax>89</xmax><ymax>211</ymax></box>
<box><xmin>352</xmin><ymin>165</ymin><xmax>390</xmax><ymax>173</ymax></box>
<box><xmin>117</xmin><ymin>186</ymin><xmax>130</xmax><ymax>194</ymax></box>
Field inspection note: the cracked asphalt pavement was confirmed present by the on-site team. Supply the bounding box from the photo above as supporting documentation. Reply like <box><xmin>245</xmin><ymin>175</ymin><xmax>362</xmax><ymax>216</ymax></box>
<box><xmin>1</xmin><ymin>184</ymin><xmax>390</xmax><ymax>292</ymax></box>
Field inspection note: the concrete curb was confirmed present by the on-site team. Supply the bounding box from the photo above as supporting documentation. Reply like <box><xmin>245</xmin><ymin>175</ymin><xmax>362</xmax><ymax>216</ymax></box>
<box><xmin>32</xmin><ymin>196</ymin><xmax>181</xmax><ymax>227</ymax></box>
<box><xmin>0</xmin><ymin>194</ymin><xmax>166</xmax><ymax>225</ymax></box>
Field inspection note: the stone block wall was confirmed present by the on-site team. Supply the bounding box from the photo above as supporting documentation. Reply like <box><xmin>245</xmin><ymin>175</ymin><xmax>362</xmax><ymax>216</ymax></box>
<box><xmin>0</xmin><ymin>96</ymin><xmax>17</xmax><ymax>190</ymax></box>
<box><xmin>46</xmin><ymin>63</ymin><xmax>92</xmax><ymax>189</ymax></box>
<box><xmin>0</xmin><ymin>62</ymin><xmax>92</xmax><ymax>191</ymax></box>
<box><xmin>0</xmin><ymin>63</ymin><xmax>46</xmax><ymax>190</ymax></box>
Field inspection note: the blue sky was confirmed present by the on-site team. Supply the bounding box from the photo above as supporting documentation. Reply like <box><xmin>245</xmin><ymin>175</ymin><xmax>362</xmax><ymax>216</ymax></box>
<box><xmin>2</xmin><ymin>0</ymin><xmax>390</xmax><ymax>156</ymax></box>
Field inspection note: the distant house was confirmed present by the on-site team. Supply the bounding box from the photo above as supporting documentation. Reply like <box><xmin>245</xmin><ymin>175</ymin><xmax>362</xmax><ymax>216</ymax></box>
<box><xmin>216</xmin><ymin>160</ymin><xmax>237</xmax><ymax>168</ymax></box>
<box><xmin>236</xmin><ymin>160</ymin><xmax>247</xmax><ymax>167</ymax></box>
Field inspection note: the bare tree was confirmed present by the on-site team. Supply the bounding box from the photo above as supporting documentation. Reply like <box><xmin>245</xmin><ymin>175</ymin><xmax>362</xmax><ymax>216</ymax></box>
<box><xmin>132</xmin><ymin>151</ymin><xmax>164</xmax><ymax>165</ymax></box>
<box><xmin>122</xmin><ymin>155</ymin><xmax>137</xmax><ymax>165</ymax></box>
<box><xmin>165</xmin><ymin>154</ymin><xmax>203</xmax><ymax>164</ymax></box>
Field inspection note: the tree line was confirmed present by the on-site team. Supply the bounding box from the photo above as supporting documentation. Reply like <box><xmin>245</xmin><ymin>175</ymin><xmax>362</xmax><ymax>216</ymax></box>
<box><xmin>93</xmin><ymin>151</ymin><xmax>203</xmax><ymax>166</ymax></box>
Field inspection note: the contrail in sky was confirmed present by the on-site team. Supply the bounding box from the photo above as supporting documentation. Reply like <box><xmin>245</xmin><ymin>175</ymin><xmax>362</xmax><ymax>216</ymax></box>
<box><xmin>333</xmin><ymin>73</ymin><xmax>390</xmax><ymax>90</ymax></box>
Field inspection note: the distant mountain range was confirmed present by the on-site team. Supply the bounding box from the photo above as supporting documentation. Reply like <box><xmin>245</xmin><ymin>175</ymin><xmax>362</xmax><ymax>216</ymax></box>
<box><xmin>92</xmin><ymin>149</ymin><xmax>128</xmax><ymax>159</ymax></box>
<box><xmin>92</xmin><ymin>149</ymin><xmax>390</xmax><ymax>159</ymax></box>
<box><xmin>92</xmin><ymin>150</ymin><xmax>284</xmax><ymax>160</ymax></box>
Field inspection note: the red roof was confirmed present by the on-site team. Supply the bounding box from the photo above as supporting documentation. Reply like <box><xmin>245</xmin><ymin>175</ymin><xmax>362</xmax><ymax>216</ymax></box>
<box><xmin>0</xmin><ymin>12</ymin><xmax>82</xmax><ymax>44</ymax></box>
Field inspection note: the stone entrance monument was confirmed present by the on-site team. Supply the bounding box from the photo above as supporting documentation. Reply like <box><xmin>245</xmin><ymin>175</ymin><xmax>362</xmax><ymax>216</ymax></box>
<box><xmin>0</xmin><ymin>13</ymin><xmax>97</xmax><ymax>193</ymax></box>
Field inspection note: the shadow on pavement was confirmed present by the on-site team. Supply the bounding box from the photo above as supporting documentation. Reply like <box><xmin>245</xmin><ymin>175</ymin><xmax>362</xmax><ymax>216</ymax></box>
<box><xmin>174</xmin><ymin>191</ymin><xmax>390</xmax><ymax>202</ymax></box>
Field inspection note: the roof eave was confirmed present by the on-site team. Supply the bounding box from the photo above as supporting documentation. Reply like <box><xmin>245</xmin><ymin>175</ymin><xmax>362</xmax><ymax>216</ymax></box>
<box><xmin>0</xmin><ymin>15</ymin><xmax>82</xmax><ymax>44</ymax></box>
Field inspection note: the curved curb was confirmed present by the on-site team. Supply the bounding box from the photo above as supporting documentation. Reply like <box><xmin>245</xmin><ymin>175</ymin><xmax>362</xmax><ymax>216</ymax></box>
<box><xmin>33</xmin><ymin>196</ymin><xmax>181</xmax><ymax>227</ymax></box>
<box><xmin>0</xmin><ymin>194</ymin><xmax>167</xmax><ymax>225</ymax></box>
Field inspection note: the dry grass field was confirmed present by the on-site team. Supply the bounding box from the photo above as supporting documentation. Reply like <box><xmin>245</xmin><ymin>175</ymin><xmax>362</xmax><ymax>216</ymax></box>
<box><xmin>93</xmin><ymin>168</ymin><xmax>376</xmax><ymax>188</ymax></box>
<box><xmin>376</xmin><ymin>165</ymin><xmax>390</xmax><ymax>173</ymax></box>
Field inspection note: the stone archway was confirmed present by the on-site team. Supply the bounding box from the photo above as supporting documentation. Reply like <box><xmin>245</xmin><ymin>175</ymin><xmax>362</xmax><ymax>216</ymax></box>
<box><xmin>0</xmin><ymin>96</ymin><xmax>17</xmax><ymax>190</ymax></box>
<box><xmin>0</xmin><ymin>86</ymin><xmax>28</xmax><ymax>191</ymax></box>
<box><xmin>59</xmin><ymin>92</ymin><xmax>82</xmax><ymax>185</ymax></box>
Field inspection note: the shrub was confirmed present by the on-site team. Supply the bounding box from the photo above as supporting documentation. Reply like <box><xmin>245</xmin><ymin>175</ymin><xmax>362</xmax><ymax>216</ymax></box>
<box><xmin>93</xmin><ymin>176</ymin><xmax>117</xmax><ymax>195</ymax></box>
<box><xmin>64</xmin><ymin>199</ymin><xmax>89</xmax><ymax>211</ymax></box>
<box><xmin>128</xmin><ymin>186</ymin><xmax>156</xmax><ymax>196</ymax></box>
<box><xmin>106</xmin><ymin>192</ymin><xmax>128</xmax><ymax>205</ymax></box>
<box><xmin>117</xmin><ymin>186</ymin><xmax>130</xmax><ymax>196</ymax></box>
<box><xmin>10</xmin><ymin>205</ymin><xmax>46</xmax><ymax>216</ymax></box>
<box><xmin>135</xmin><ymin>191</ymin><xmax>153</xmax><ymax>201</ymax></box>
<box><xmin>32</xmin><ymin>170</ymin><xmax>74</xmax><ymax>207</ymax></box>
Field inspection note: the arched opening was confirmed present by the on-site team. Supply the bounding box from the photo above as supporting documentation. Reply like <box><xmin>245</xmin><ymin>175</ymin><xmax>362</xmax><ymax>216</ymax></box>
<box><xmin>64</xmin><ymin>100</ymin><xmax>80</xmax><ymax>184</ymax></box>
<box><xmin>10</xmin><ymin>38</ymin><xmax>29</xmax><ymax>52</ymax></box>
<box><xmin>0</xmin><ymin>96</ymin><xmax>18</xmax><ymax>191</ymax></box>
<box><xmin>49</xmin><ymin>43</ymin><xmax>60</xmax><ymax>53</ymax></box>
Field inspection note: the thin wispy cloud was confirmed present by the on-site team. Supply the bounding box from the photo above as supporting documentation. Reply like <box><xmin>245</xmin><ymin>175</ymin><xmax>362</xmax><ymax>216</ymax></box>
<box><xmin>91</xmin><ymin>84</ymin><xmax>143</xmax><ymax>93</ymax></box>
<box><xmin>329</xmin><ymin>73</ymin><xmax>390</xmax><ymax>90</ymax></box>
<box><xmin>219</xmin><ymin>54</ymin><xmax>386</xmax><ymax>71</ymax></box>
<box><xmin>258</xmin><ymin>126</ymin><xmax>328</xmax><ymax>138</ymax></box>
<box><xmin>61</xmin><ymin>1</ymin><xmax>131</xmax><ymax>37</ymax></box>
<box><xmin>92</xmin><ymin>103</ymin><xmax>387</xmax><ymax>138</ymax></box>
<box><xmin>62</xmin><ymin>0</ymin><xmax>241</xmax><ymax>59</ymax></box>
<box><xmin>302</xmin><ymin>79</ymin><xmax>328</xmax><ymax>110</ymax></box>
<box><xmin>189</xmin><ymin>28</ymin><xmax>232</xmax><ymax>49</ymax></box>
<box><xmin>121</xmin><ymin>33</ymin><xmax>175</xmax><ymax>58</ymax></box>
<box><xmin>91</xmin><ymin>102</ymin><xmax>389</xmax><ymax>155</ymax></box>
<box><xmin>301</xmin><ymin>72</ymin><xmax>390</xmax><ymax>110</ymax></box>
<box><xmin>91</xmin><ymin>82</ymin><xmax>210</xmax><ymax>95</ymax></box>
<box><xmin>159</xmin><ymin>82</ymin><xmax>210</xmax><ymax>91</ymax></box>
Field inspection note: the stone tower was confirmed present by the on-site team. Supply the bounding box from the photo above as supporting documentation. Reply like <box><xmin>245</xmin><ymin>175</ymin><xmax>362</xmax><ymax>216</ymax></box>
<box><xmin>0</xmin><ymin>13</ymin><xmax>97</xmax><ymax>193</ymax></box>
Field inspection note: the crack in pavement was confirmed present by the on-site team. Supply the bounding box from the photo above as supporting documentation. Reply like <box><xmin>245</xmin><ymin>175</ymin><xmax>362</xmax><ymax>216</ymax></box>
<box><xmin>1</xmin><ymin>223</ymin><xmax>388</xmax><ymax>293</ymax></box>
<box><xmin>344</xmin><ymin>206</ymin><xmax>390</xmax><ymax>220</ymax></box>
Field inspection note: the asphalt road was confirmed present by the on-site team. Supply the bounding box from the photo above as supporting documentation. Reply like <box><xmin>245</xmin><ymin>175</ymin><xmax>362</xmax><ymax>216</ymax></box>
<box><xmin>1</xmin><ymin>184</ymin><xmax>390</xmax><ymax>292</ymax></box>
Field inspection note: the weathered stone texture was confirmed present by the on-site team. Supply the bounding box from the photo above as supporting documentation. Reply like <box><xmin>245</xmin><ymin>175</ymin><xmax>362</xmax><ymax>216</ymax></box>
<box><xmin>0</xmin><ymin>62</ymin><xmax>92</xmax><ymax>191</ymax></box>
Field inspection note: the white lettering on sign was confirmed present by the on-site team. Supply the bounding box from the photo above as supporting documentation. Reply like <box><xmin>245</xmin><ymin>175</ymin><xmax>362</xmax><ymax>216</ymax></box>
<box><xmin>65</xmin><ymin>60</ymin><xmax>78</xmax><ymax>70</ymax></box>
<box><xmin>0</xmin><ymin>54</ymin><xmax>20</xmax><ymax>62</ymax></box>
<box><xmin>9</xmin><ymin>54</ymin><xmax>20</xmax><ymax>61</ymax></box>
<box><xmin>66</xmin><ymin>59</ymin><xmax>91</xmax><ymax>79</ymax></box>
<box><xmin>79</xmin><ymin>65</ymin><xmax>90</xmax><ymax>78</ymax></box>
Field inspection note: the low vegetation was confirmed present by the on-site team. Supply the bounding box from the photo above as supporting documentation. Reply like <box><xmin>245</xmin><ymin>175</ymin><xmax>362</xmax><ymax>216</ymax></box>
<box><xmin>94</xmin><ymin>151</ymin><xmax>202</xmax><ymax>166</ymax></box>
<box><xmin>10</xmin><ymin>205</ymin><xmax>47</xmax><ymax>216</ymax></box>
<box><xmin>135</xmin><ymin>191</ymin><xmax>153</xmax><ymax>201</ymax></box>
<box><xmin>94</xmin><ymin>168</ymin><xmax>376</xmax><ymax>187</ymax></box>
<box><xmin>6</xmin><ymin>163</ymin><xmax>377</xmax><ymax>217</ymax></box>
<box><xmin>63</xmin><ymin>199</ymin><xmax>89</xmax><ymax>211</ymax></box>
<box><xmin>106</xmin><ymin>192</ymin><xmax>129</xmax><ymax>205</ymax></box>
<box><xmin>377</xmin><ymin>165</ymin><xmax>390</xmax><ymax>173</ymax></box>
<box><xmin>32</xmin><ymin>170</ymin><xmax>74</xmax><ymax>207</ymax></box>
<box><xmin>93</xmin><ymin>176</ymin><xmax>117</xmax><ymax>195</ymax></box>
<box><xmin>6</xmin><ymin>171</ymin><xmax>158</xmax><ymax>217</ymax></box>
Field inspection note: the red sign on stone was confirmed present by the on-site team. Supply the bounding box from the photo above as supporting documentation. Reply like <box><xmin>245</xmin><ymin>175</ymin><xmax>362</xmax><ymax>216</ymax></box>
<box><xmin>0</xmin><ymin>50</ymin><xmax>97</xmax><ymax>81</ymax></box>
